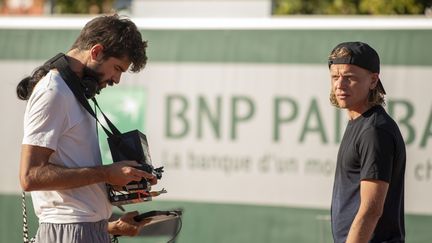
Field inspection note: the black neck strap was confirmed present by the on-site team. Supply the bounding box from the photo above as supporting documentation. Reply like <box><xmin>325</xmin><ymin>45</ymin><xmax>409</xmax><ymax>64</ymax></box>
<box><xmin>47</xmin><ymin>53</ymin><xmax>121</xmax><ymax>138</ymax></box>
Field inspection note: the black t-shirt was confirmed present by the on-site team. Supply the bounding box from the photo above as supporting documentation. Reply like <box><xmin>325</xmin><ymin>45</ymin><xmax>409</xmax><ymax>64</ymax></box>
<box><xmin>331</xmin><ymin>105</ymin><xmax>406</xmax><ymax>243</ymax></box>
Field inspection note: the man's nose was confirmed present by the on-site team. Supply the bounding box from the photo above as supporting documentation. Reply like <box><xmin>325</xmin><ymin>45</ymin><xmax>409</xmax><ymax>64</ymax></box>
<box><xmin>335</xmin><ymin>76</ymin><xmax>347</xmax><ymax>89</ymax></box>
<box><xmin>113</xmin><ymin>73</ymin><xmax>121</xmax><ymax>84</ymax></box>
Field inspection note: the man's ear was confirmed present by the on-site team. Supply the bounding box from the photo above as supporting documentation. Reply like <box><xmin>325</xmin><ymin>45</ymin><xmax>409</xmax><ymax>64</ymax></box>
<box><xmin>370</xmin><ymin>73</ymin><xmax>379</xmax><ymax>89</ymax></box>
<box><xmin>90</xmin><ymin>44</ymin><xmax>104</xmax><ymax>62</ymax></box>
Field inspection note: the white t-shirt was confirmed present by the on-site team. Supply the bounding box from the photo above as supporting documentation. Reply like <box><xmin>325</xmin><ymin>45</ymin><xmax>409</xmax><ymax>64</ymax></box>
<box><xmin>22</xmin><ymin>70</ymin><xmax>112</xmax><ymax>223</ymax></box>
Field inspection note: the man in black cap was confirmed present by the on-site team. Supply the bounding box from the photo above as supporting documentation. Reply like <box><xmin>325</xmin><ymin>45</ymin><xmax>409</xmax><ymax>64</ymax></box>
<box><xmin>328</xmin><ymin>41</ymin><xmax>406</xmax><ymax>243</ymax></box>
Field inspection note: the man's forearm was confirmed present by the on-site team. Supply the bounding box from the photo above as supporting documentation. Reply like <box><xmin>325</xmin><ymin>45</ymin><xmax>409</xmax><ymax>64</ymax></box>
<box><xmin>22</xmin><ymin>162</ymin><xmax>107</xmax><ymax>191</ymax></box>
<box><xmin>346</xmin><ymin>211</ymin><xmax>381</xmax><ymax>243</ymax></box>
<box><xmin>346</xmin><ymin>180</ymin><xmax>389</xmax><ymax>243</ymax></box>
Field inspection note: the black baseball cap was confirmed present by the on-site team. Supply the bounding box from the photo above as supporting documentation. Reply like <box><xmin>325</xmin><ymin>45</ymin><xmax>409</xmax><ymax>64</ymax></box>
<box><xmin>328</xmin><ymin>41</ymin><xmax>386</xmax><ymax>94</ymax></box>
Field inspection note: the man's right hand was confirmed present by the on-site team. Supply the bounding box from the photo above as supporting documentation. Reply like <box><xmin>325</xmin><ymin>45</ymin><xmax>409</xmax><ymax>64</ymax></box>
<box><xmin>104</xmin><ymin>160</ymin><xmax>157</xmax><ymax>186</ymax></box>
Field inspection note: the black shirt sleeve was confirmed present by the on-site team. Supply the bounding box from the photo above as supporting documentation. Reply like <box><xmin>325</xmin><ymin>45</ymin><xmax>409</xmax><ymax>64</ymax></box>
<box><xmin>358</xmin><ymin>127</ymin><xmax>394</xmax><ymax>183</ymax></box>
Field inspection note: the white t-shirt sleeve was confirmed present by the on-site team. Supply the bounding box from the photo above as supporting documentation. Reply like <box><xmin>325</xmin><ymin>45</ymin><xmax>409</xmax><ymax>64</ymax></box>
<box><xmin>23</xmin><ymin>81</ymin><xmax>68</xmax><ymax>151</ymax></box>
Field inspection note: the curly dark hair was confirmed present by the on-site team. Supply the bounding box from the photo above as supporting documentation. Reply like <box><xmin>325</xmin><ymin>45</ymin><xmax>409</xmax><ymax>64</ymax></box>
<box><xmin>17</xmin><ymin>14</ymin><xmax>147</xmax><ymax>100</ymax></box>
<box><xmin>71</xmin><ymin>14</ymin><xmax>147</xmax><ymax>72</ymax></box>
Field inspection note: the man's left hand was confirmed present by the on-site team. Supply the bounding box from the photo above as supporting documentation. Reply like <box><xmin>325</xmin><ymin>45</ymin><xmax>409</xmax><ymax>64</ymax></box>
<box><xmin>108</xmin><ymin>211</ymin><xmax>151</xmax><ymax>236</ymax></box>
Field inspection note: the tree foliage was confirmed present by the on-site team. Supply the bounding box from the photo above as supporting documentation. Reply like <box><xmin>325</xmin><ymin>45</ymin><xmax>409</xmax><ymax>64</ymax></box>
<box><xmin>54</xmin><ymin>0</ymin><xmax>114</xmax><ymax>14</ymax></box>
<box><xmin>42</xmin><ymin>0</ymin><xmax>432</xmax><ymax>15</ymax></box>
<box><xmin>273</xmin><ymin>0</ymin><xmax>431</xmax><ymax>15</ymax></box>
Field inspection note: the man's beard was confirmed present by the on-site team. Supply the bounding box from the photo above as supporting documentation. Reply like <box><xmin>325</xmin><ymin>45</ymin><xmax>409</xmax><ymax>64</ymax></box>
<box><xmin>82</xmin><ymin>65</ymin><xmax>104</xmax><ymax>97</ymax></box>
<box><xmin>83</xmin><ymin>65</ymin><xmax>103</xmax><ymax>83</ymax></box>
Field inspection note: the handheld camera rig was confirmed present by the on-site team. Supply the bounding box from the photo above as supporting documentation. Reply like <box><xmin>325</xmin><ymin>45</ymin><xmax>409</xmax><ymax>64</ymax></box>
<box><xmin>107</xmin><ymin>130</ymin><xmax>166</xmax><ymax>206</ymax></box>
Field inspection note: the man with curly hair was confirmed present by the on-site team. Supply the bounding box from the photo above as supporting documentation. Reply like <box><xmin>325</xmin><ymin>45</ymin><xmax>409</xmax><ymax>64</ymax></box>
<box><xmin>17</xmin><ymin>14</ymin><xmax>155</xmax><ymax>242</ymax></box>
